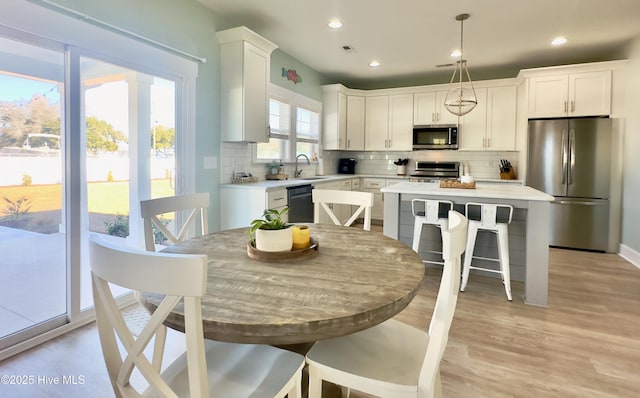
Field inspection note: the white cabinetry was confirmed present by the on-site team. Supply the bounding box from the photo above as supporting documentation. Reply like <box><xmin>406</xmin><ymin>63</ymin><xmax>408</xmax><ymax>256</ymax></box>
<box><xmin>361</xmin><ymin>178</ymin><xmax>386</xmax><ymax>221</ymax></box>
<box><xmin>365</xmin><ymin>94</ymin><xmax>413</xmax><ymax>151</ymax></box>
<box><xmin>322</xmin><ymin>86</ymin><xmax>366</xmax><ymax>150</ymax></box>
<box><xmin>388</xmin><ymin>94</ymin><xmax>414</xmax><ymax>151</ymax></box>
<box><xmin>459</xmin><ymin>84</ymin><xmax>517</xmax><ymax>151</ymax></box>
<box><xmin>220</xmin><ymin>187</ymin><xmax>287</xmax><ymax>230</ymax></box>
<box><xmin>527</xmin><ymin>70</ymin><xmax>611</xmax><ymax>118</ymax></box>
<box><xmin>346</xmin><ymin>95</ymin><xmax>365</xmax><ymax>150</ymax></box>
<box><xmin>217</xmin><ymin>26</ymin><xmax>277</xmax><ymax>143</ymax></box>
<box><xmin>321</xmin><ymin>85</ymin><xmax>348</xmax><ymax>150</ymax></box>
<box><xmin>267</xmin><ymin>189</ymin><xmax>288</xmax><ymax>219</ymax></box>
<box><xmin>365</xmin><ymin>96</ymin><xmax>389</xmax><ymax>150</ymax></box>
<box><xmin>413</xmin><ymin>91</ymin><xmax>458</xmax><ymax>125</ymax></box>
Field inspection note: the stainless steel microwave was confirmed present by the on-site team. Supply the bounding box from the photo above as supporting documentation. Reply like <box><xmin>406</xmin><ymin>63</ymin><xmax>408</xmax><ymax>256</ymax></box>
<box><xmin>412</xmin><ymin>124</ymin><xmax>458</xmax><ymax>150</ymax></box>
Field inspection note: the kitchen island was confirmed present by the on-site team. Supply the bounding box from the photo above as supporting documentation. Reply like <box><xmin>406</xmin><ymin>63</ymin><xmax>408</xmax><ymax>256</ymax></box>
<box><xmin>382</xmin><ymin>181</ymin><xmax>554</xmax><ymax>306</ymax></box>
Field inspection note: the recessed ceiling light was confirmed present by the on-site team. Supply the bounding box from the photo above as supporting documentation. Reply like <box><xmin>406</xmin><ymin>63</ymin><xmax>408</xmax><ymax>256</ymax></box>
<box><xmin>328</xmin><ymin>19</ymin><xmax>343</xmax><ymax>29</ymax></box>
<box><xmin>369</xmin><ymin>60</ymin><xmax>381</xmax><ymax>68</ymax></box>
<box><xmin>551</xmin><ymin>37</ymin><xmax>568</xmax><ymax>46</ymax></box>
<box><xmin>450</xmin><ymin>50</ymin><xmax>462</xmax><ymax>58</ymax></box>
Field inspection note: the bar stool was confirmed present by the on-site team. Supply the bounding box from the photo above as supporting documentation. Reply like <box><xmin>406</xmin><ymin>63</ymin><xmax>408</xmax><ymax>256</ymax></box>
<box><xmin>460</xmin><ymin>202</ymin><xmax>514</xmax><ymax>301</ymax></box>
<box><xmin>411</xmin><ymin>199</ymin><xmax>454</xmax><ymax>265</ymax></box>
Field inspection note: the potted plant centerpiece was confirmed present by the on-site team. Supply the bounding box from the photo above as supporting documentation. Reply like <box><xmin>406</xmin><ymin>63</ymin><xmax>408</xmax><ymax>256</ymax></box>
<box><xmin>247</xmin><ymin>207</ymin><xmax>293</xmax><ymax>252</ymax></box>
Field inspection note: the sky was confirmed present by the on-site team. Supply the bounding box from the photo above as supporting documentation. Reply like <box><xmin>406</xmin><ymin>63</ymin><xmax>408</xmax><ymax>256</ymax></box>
<box><xmin>0</xmin><ymin>74</ymin><xmax>59</xmax><ymax>103</ymax></box>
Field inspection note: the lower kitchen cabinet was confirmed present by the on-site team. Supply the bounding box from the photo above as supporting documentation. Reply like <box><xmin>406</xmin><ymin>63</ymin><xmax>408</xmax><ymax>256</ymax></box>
<box><xmin>220</xmin><ymin>187</ymin><xmax>287</xmax><ymax>230</ymax></box>
<box><xmin>361</xmin><ymin>178</ymin><xmax>386</xmax><ymax>221</ymax></box>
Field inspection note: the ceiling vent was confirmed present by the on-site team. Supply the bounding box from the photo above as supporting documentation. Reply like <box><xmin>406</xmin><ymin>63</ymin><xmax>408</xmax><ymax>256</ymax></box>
<box><xmin>341</xmin><ymin>44</ymin><xmax>356</xmax><ymax>53</ymax></box>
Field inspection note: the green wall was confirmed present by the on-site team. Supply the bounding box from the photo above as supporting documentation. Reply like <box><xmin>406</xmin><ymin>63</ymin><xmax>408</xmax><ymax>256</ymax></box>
<box><xmin>44</xmin><ymin>0</ymin><xmax>328</xmax><ymax>232</ymax></box>
<box><xmin>270</xmin><ymin>49</ymin><xmax>329</xmax><ymax>101</ymax></box>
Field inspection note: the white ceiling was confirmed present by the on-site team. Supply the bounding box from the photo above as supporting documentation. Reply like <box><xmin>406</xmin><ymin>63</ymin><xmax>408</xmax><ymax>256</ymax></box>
<box><xmin>198</xmin><ymin>0</ymin><xmax>640</xmax><ymax>88</ymax></box>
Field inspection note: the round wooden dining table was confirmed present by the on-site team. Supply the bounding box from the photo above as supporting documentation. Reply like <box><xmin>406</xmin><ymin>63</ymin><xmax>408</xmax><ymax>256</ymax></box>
<box><xmin>138</xmin><ymin>223</ymin><xmax>425</xmax><ymax>345</ymax></box>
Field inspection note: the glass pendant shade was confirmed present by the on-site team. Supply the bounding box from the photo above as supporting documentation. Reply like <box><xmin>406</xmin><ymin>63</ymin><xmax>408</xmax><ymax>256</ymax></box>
<box><xmin>444</xmin><ymin>13</ymin><xmax>477</xmax><ymax>116</ymax></box>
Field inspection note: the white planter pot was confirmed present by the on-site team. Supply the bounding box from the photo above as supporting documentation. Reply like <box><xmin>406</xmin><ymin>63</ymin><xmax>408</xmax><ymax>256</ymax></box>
<box><xmin>255</xmin><ymin>227</ymin><xmax>293</xmax><ymax>252</ymax></box>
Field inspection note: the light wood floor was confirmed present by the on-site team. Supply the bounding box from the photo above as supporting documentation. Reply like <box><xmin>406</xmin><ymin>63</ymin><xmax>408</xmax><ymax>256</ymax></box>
<box><xmin>1</xmin><ymin>238</ymin><xmax>639</xmax><ymax>397</ymax></box>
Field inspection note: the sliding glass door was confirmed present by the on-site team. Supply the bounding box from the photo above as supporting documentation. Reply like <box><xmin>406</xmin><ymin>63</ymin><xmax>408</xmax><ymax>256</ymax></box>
<box><xmin>79</xmin><ymin>57</ymin><xmax>177</xmax><ymax>309</ymax></box>
<box><xmin>0</xmin><ymin>37</ymin><xmax>67</xmax><ymax>346</ymax></box>
<box><xmin>0</xmin><ymin>31</ymin><xmax>187</xmax><ymax>353</ymax></box>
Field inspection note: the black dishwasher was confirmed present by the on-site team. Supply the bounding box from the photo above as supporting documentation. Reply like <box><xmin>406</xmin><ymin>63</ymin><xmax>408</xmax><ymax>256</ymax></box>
<box><xmin>287</xmin><ymin>184</ymin><xmax>314</xmax><ymax>222</ymax></box>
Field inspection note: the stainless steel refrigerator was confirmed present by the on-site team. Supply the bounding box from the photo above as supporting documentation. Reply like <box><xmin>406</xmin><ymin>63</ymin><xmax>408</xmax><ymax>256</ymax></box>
<box><xmin>527</xmin><ymin>118</ymin><xmax>611</xmax><ymax>251</ymax></box>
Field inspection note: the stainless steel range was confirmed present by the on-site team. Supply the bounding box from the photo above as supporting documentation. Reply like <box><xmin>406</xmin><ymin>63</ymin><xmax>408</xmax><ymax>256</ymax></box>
<box><xmin>409</xmin><ymin>161</ymin><xmax>460</xmax><ymax>182</ymax></box>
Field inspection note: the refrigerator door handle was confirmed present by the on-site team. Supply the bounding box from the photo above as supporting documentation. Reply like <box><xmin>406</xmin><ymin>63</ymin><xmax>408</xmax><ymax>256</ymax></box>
<box><xmin>556</xmin><ymin>200</ymin><xmax>605</xmax><ymax>206</ymax></box>
<box><xmin>569</xmin><ymin>128</ymin><xmax>576</xmax><ymax>185</ymax></box>
<box><xmin>561</xmin><ymin>129</ymin><xmax>568</xmax><ymax>185</ymax></box>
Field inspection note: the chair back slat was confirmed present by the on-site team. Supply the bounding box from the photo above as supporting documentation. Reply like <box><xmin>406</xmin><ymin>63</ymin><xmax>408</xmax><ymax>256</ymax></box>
<box><xmin>419</xmin><ymin>210</ymin><xmax>467</xmax><ymax>395</ymax></box>
<box><xmin>312</xmin><ymin>189</ymin><xmax>374</xmax><ymax>231</ymax></box>
<box><xmin>140</xmin><ymin>192</ymin><xmax>209</xmax><ymax>251</ymax></box>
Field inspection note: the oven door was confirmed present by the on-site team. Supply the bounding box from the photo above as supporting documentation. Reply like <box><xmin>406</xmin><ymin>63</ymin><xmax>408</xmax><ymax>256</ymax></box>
<box><xmin>412</xmin><ymin>125</ymin><xmax>458</xmax><ymax>149</ymax></box>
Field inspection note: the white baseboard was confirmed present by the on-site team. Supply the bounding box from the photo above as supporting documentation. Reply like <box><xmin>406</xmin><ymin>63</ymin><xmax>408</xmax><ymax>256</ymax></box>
<box><xmin>619</xmin><ymin>244</ymin><xmax>640</xmax><ymax>269</ymax></box>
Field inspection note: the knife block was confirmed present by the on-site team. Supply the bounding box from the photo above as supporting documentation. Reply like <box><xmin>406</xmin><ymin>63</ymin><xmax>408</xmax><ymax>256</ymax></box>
<box><xmin>500</xmin><ymin>167</ymin><xmax>516</xmax><ymax>180</ymax></box>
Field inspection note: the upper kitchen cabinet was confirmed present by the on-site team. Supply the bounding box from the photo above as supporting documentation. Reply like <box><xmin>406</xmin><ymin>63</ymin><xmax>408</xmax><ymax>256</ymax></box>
<box><xmin>364</xmin><ymin>94</ymin><xmax>413</xmax><ymax>151</ymax></box>
<box><xmin>413</xmin><ymin>90</ymin><xmax>459</xmax><ymax>126</ymax></box>
<box><xmin>459</xmin><ymin>83</ymin><xmax>517</xmax><ymax>151</ymax></box>
<box><xmin>217</xmin><ymin>26</ymin><xmax>277</xmax><ymax>143</ymax></box>
<box><xmin>526</xmin><ymin>70</ymin><xmax>611</xmax><ymax>118</ymax></box>
<box><xmin>322</xmin><ymin>85</ymin><xmax>348</xmax><ymax>150</ymax></box>
<box><xmin>346</xmin><ymin>95</ymin><xmax>365</xmax><ymax>150</ymax></box>
<box><xmin>321</xmin><ymin>86</ymin><xmax>365</xmax><ymax>150</ymax></box>
<box><xmin>388</xmin><ymin>94</ymin><xmax>413</xmax><ymax>150</ymax></box>
<box><xmin>364</xmin><ymin>95</ymin><xmax>388</xmax><ymax>151</ymax></box>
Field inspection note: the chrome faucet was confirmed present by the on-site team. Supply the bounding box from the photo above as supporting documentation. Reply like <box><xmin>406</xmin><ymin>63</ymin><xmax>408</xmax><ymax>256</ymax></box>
<box><xmin>294</xmin><ymin>154</ymin><xmax>310</xmax><ymax>178</ymax></box>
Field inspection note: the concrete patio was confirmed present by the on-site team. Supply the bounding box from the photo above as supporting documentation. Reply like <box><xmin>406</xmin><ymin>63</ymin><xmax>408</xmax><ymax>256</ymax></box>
<box><xmin>0</xmin><ymin>226</ymin><xmax>127</xmax><ymax>339</ymax></box>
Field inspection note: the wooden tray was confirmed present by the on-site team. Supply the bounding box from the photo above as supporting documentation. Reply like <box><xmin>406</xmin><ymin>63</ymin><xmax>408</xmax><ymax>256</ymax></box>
<box><xmin>247</xmin><ymin>238</ymin><xmax>319</xmax><ymax>263</ymax></box>
<box><xmin>439</xmin><ymin>179</ymin><xmax>476</xmax><ymax>189</ymax></box>
<box><xmin>266</xmin><ymin>173</ymin><xmax>289</xmax><ymax>180</ymax></box>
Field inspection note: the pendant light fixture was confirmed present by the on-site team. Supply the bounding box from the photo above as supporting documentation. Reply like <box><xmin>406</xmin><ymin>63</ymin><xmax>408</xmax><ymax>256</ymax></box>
<box><xmin>444</xmin><ymin>13</ymin><xmax>477</xmax><ymax>116</ymax></box>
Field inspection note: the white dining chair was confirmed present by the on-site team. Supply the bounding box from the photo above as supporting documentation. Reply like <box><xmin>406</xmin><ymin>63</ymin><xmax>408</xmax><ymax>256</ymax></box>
<box><xmin>126</xmin><ymin>192</ymin><xmax>210</xmax><ymax>368</ymax></box>
<box><xmin>312</xmin><ymin>189</ymin><xmax>374</xmax><ymax>231</ymax></box>
<box><xmin>89</xmin><ymin>233</ymin><xmax>305</xmax><ymax>398</ymax></box>
<box><xmin>305</xmin><ymin>210</ymin><xmax>468</xmax><ymax>398</ymax></box>
<box><xmin>140</xmin><ymin>192</ymin><xmax>210</xmax><ymax>252</ymax></box>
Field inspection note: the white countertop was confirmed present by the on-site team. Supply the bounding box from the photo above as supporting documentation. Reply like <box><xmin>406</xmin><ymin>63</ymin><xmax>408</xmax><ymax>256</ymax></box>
<box><xmin>220</xmin><ymin>175</ymin><xmax>524</xmax><ymax>191</ymax></box>
<box><xmin>381</xmin><ymin>181</ymin><xmax>553</xmax><ymax>202</ymax></box>
<box><xmin>219</xmin><ymin>174</ymin><xmax>409</xmax><ymax>190</ymax></box>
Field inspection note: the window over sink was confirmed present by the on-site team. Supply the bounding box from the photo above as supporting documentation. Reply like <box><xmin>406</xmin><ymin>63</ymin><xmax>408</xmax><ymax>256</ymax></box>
<box><xmin>255</xmin><ymin>84</ymin><xmax>321</xmax><ymax>162</ymax></box>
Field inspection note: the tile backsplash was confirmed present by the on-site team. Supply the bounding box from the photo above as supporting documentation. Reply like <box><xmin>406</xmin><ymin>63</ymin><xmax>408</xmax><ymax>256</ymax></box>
<box><xmin>221</xmin><ymin>142</ymin><xmax>520</xmax><ymax>183</ymax></box>
<box><xmin>319</xmin><ymin>150</ymin><xmax>520</xmax><ymax>180</ymax></box>
<box><xmin>221</xmin><ymin>142</ymin><xmax>319</xmax><ymax>183</ymax></box>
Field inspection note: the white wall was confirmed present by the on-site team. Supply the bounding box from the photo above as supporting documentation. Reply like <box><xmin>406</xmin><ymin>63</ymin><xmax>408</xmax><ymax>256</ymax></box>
<box><xmin>621</xmin><ymin>37</ymin><xmax>640</xmax><ymax>260</ymax></box>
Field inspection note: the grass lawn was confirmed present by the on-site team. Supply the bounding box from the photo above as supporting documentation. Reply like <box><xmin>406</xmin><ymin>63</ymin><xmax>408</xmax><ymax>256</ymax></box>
<box><xmin>0</xmin><ymin>180</ymin><xmax>174</xmax><ymax>233</ymax></box>
<box><xmin>0</xmin><ymin>179</ymin><xmax>174</xmax><ymax>214</ymax></box>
